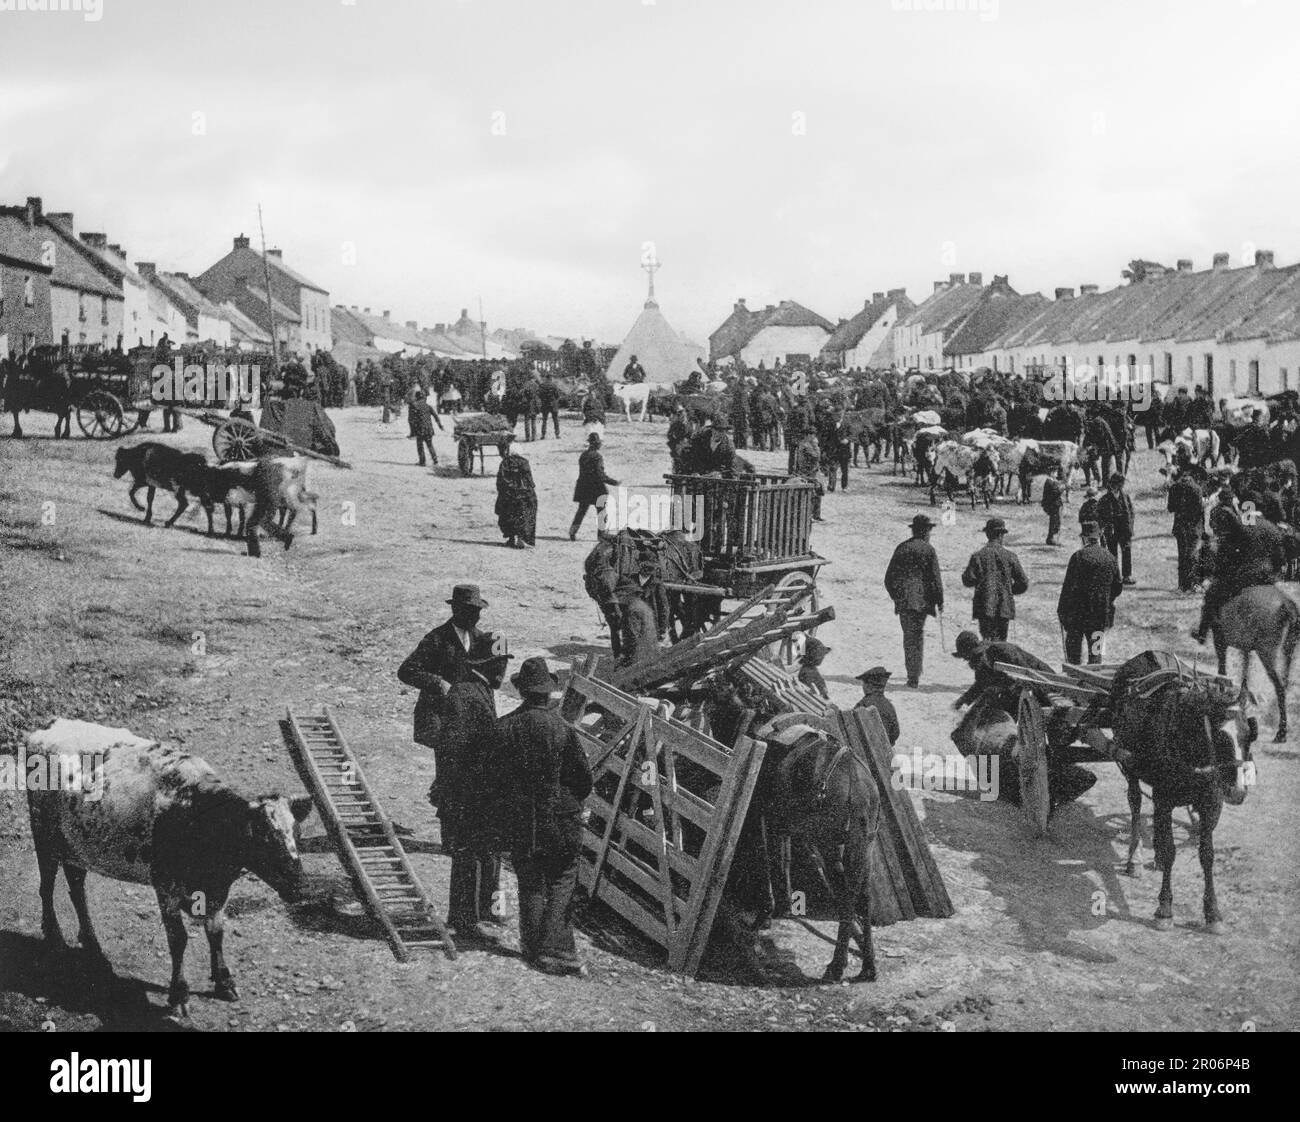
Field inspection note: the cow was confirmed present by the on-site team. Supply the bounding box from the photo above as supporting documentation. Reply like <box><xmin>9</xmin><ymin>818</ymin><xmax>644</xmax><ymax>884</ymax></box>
<box><xmin>1157</xmin><ymin>428</ymin><xmax>1221</xmax><ymax>471</ymax></box>
<box><xmin>26</xmin><ymin>718</ymin><xmax>312</xmax><ymax>1023</ymax></box>
<box><xmin>1017</xmin><ymin>440</ymin><xmax>1080</xmax><ymax>503</ymax></box>
<box><xmin>243</xmin><ymin>455</ymin><xmax>317</xmax><ymax>557</ymax></box>
<box><xmin>202</xmin><ymin>461</ymin><xmax>257</xmax><ymax>538</ymax></box>
<box><xmin>911</xmin><ymin>426</ymin><xmax>947</xmax><ymax>486</ymax></box>
<box><xmin>113</xmin><ymin>442</ymin><xmax>210</xmax><ymax>529</ymax></box>
<box><xmin>930</xmin><ymin>440</ymin><xmax>979</xmax><ymax>504</ymax></box>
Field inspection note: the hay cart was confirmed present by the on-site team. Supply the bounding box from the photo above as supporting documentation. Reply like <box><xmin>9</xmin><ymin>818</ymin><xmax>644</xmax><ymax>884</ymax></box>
<box><xmin>175</xmin><ymin>407</ymin><xmax>353</xmax><ymax>469</ymax></box>
<box><xmin>3</xmin><ymin>344</ymin><xmax>152</xmax><ymax>439</ymax></box>
<box><xmin>661</xmin><ymin>471</ymin><xmax>828</xmax><ymax>665</ymax></box>
<box><xmin>454</xmin><ymin>417</ymin><xmax>515</xmax><ymax>476</ymax></box>
<box><xmin>991</xmin><ymin>657</ymin><xmax>1245</xmax><ymax>836</ymax></box>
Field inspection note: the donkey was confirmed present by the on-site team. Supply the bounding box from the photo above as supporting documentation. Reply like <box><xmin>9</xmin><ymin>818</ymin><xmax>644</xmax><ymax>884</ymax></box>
<box><xmin>1210</xmin><ymin>585</ymin><xmax>1300</xmax><ymax>742</ymax></box>
<box><xmin>1111</xmin><ymin>652</ymin><xmax>1255</xmax><ymax>933</ymax></box>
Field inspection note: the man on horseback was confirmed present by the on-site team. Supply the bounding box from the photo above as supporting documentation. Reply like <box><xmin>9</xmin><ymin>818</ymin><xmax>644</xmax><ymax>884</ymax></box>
<box><xmin>1193</xmin><ymin>513</ymin><xmax>1285</xmax><ymax>643</ymax></box>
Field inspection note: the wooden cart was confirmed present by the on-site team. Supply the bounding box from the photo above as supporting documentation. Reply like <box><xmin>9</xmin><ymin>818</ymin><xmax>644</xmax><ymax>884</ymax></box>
<box><xmin>455</xmin><ymin>427</ymin><xmax>514</xmax><ymax>476</ymax></box>
<box><xmin>661</xmin><ymin>472</ymin><xmax>828</xmax><ymax>664</ymax></box>
<box><xmin>3</xmin><ymin>344</ymin><xmax>151</xmax><ymax>439</ymax></box>
<box><xmin>993</xmin><ymin>657</ymin><xmax>1240</xmax><ymax>835</ymax></box>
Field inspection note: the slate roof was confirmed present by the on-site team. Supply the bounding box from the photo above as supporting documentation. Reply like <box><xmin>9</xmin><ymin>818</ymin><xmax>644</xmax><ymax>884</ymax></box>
<box><xmin>898</xmin><ymin>282</ymin><xmax>992</xmax><ymax>337</ymax></box>
<box><xmin>943</xmin><ymin>292</ymin><xmax>1047</xmax><ymax>356</ymax></box>
<box><xmin>221</xmin><ymin>301</ymin><xmax>273</xmax><ymax>345</ymax></box>
<box><xmin>709</xmin><ymin>299</ymin><xmax>835</xmax><ymax>359</ymax></box>
<box><xmin>155</xmin><ymin>272</ymin><xmax>230</xmax><ymax>322</ymax></box>
<box><xmin>0</xmin><ymin>212</ymin><xmax>51</xmax><ymax>270</ymax></box>
<box><xmin>823</xmin><ymin>292</ymin><xmax>916</xmax><ymax>354</ymax></box>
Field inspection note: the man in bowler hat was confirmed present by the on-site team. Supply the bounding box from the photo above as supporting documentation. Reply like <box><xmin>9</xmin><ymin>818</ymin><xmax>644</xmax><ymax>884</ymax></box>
<box><xmin>884</xmin><ymin>514</ymin><xmax>945</xmax><ymax>687</ymax></box>
<box><xmin>491</xmin><ymin>657</ymin><xmax>594</xmax><ymax>976</ymax></box>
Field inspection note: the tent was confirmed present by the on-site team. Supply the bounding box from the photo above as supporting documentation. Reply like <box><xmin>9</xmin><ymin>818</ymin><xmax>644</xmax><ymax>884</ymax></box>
<box><xmin>604</xmin><ymin>298</ymin><xmax>705</xmax><ymax>385</ymax></box>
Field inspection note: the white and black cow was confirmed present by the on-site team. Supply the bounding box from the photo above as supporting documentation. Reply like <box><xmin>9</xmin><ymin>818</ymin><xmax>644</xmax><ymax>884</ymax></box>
<box><xmin>27</xmin><ymin>719</ymin><xmax>312</xmax><ymax>1022</ymax></box>
<box><xmin>243</xmin><ymin>456</ymin><xmax>318</xmax><ymax>557</ymax></box>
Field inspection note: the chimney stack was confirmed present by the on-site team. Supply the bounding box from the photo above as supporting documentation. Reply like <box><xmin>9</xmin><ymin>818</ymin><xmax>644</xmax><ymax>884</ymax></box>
<box><xmin>382</xmin><ymin>310</ymin><xmax>391</xmax><ymax>319</ymax></box>
<box><xmin>435</xmin><ymin>323</ymin><xmax>446</xmax><ymax>333</ymax></box>
<box><xmin>350</xmin><ymin>305</ymin><xmax>358</xmax><ymax>311</ymax></box>
<box><xmin>735</xmin><ymin>298</ymin><xmax>747</xmax><ymax>312</ymax></box>
<box><xmin>460</xmin><ymin>308</ymin><xmax>469</xmax><ymax>319</ymax></box>
<box><xmin>1255</xmin><ymin>249</ymin><xmax>1275</xmax><ymax>270</ymax></box>
<box><xmin>872</xmin><ymin>291</ymin><xmax>884</xmax><ymax>303</ymax></box>
<box><xmin>1054</xmin><ymin>287</ymin><xmax>1075</xmax><ymax>300</ymax></box>
<box><xmin>108</xmin><ymin>244</ymin><xmax>123</xmax><ymax>257</ymax></box>
<box><xmin>406</xmin><ymin>320</ymin><xmax>419</xmax><ymax>330</ymax></box>
<box><xmin>81</xmin><ymin>232</ymin><xmax>108</xmax><ymax>249</ymax></box>
<box><xmin>934</xmin><ymin>280</ymin><xmax>946</xmax><ymax>293</ymax></box>
<box><xmin>363</xmin><ymin>307</ymin><xmax>371</xmax><ymax>314</ymax></box>
<box><xmin>47</xmin><ymin>212</ymin><xmax>73</xmax><ymax>229</ymax></box>
<box><xmin>266</xmin><ymin>247</ymin><xmax>283</xmax><ymax>260</ymax></box>
<box><xmin>968</xmin><ymin>272</ymin><xmax>983</xmax><ymax>286</ymax></box>
<box><xmin>1176</xmin><ymin>258</ymin><xmax>1194</xmax><ymax>273</ymax></box>
<box><xmin>233</xmin><ymin>234</ymin><xmax>251</xmax><ymax>250</ymax></box>
<box><xmin>135</xmin><ymin>262</ymin><xmax>156</xmax><ymax>280</ymax></box>
<box><xmin>949</xmin><ymin>272</ymin><xmax>965</xmax><ymax>285</ymax></box>
<box><xmin>1079</xmin><ymin>284</ymin><xmax>1099</xmax><ymax>296</ymax></box>
<box><xmin>887</xmin><ymin>287</ymin><xmax>907</xmax><ymax>300</ymax></box>
<box><xmin>1212</xmin><ymin>252</ymin><xmax>1230</xmax><ymax>271</ymax></box>
<box><xmin>25</xmin><ymin>196</ymin><xmax>43</xmax><ymax>226</ymax></box>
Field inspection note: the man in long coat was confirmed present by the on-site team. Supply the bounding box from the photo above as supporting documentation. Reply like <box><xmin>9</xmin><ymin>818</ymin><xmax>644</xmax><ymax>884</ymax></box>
<box><xmin>397</xmin><ymin>584</ymin><xmax>489</xmax><ymax>807</ymax></box>
<box><xmin>538</xmin><ymin>374</ymin><xmax>561</xmax><ymax>439</ymax></box>
<box><xmin>491</xmin><ymin>657</ymin><xmax>593</xmax><ymax>976</ymax></box>
<box><xmin>569</xmin><ymin>432</ymin><xmax>619</xmax><ymax>540</ymax></box>
<box><xmin>1167</xmin><ymin>471</ymin><xmax>1206</xmax><ymax>591</ymax></box>
<box><xmin>438</xmin><ymin>633</ymin><xmax>512</xmax><ymax>944</ymax></box>
<box><xmin>884</xmin><ymin>514</ymin><xmax>945</xmax><ymax>687</ymax></box>
<box><xmin>1057</xmin><ymin>522</ymin><xmax>1122</xmax><ymax>664</ymax></box>
<box><xmin>495</xmin><ymin>447</ymin><xmax>537</xmax><ymax>548</ymax></box>
<box><xmin>961</xmin><ymin>517</ymin><xmax>1029</xmax><ymax>642</ymax></box>
<box><xmin>1097</xmin><ymin>471</ymin><xmax>1136</xmax><ymax>584</ymax></box>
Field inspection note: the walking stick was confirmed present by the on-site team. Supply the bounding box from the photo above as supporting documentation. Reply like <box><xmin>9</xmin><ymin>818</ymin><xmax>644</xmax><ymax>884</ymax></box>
<box><xmin>937</xmin><ymin>608</ymin><xmax>947</xmax><ymax>653</ymax></box>
<box><xmin>1059</xmin><ymin>622</ymin><xmax>1068</xmax><ymax>662</ymax></box>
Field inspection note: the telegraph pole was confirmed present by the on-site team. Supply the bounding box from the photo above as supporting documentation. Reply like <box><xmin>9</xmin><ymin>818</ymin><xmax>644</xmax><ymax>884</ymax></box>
<box><xmin>257</xmin><ymin>204</ymin><xmax>280</xmax><ymax>376</ymax></box>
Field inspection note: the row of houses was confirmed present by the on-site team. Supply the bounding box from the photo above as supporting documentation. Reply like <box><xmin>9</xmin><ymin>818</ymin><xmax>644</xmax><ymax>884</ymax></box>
<box><xmin>710</xmin><ymin>252</ymin><xmax>1300</xmax><ymax>398</ymax></box>
<box><xmin>0</xmin><ymin>195</ymin><xmax>532</xmax><ymax>380</ymax></box>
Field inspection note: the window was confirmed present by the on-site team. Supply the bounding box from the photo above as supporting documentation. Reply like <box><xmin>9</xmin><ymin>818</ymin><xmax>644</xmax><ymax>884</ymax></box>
<box><xmin>24</xmin><ymin>276</ymin><xmax>35</xmax><ymax>306</ymax></box>
<box><xmin>101</xmin><ymin>297</ymin><xmax>109</xmax><ymax>326</ymax></box>
<box><xmin>0</xmin><ymin>265</ymin><xmax>4</xmax><ymax>317</ymax></box>
<box><xmin>1164</xmin><ymin>353</ymin><xmax>1173</xmax><ymax>383</ymax></box>
<box><xmin>1186</xmin><ymin>355</ymin><xmax>1194</xmax><ymax>380</ymax></box>
<box><xmin>1283</xmin><ymin>368</ymin><xmax>1290</xmax><ymax>391</ymax></box>
<box><xmin>1204</xmin><ymin>354</ymin><xmax>1214</xmax><ymax>395</ymax></box>
<box><xmin>1229</xmin><ymin>359</ymin><xmax>1237</xmax><ymax>388</ymax></box>
<box><xmin>1249</xmin><ymin>360</ymin><xmax>1260</xmax><ymax>395</ymax></box>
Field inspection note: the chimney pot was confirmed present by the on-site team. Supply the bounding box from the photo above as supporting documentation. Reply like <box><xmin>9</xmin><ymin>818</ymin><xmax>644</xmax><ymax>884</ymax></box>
<box><xmin>25</xmin><ymin>196</ymin><xmax>42</xmax><ymax>225</ymax></box>
<box><xmin>1212</xmin><ymin>252</ymin><xmax>1230</xmax><ymax>271</ymax></box>
<box><xmin>872</xmin><ymin>291</ymin><xmax>884</xmax><ymax>303</ymax></box>
<box><xmin>1256</xmin><ymin>250</ymin><xmax>1275</xmax><ymax>269</ymax></box>
<box><xmin>233</xmin><ymin>234</ymin><xmax>250</xmax><ymax>250</ymax></box>
<box><xmin>460</xmin><ymin>308</ymin><xmax>468</xmax><ymax>318</ymax></box>
<box><xmin>108</xmin><ymin>244</ymin><xmax>123</xmax><ymax>257</ymax></box>
<box><xmin>887</xmin><ymin>287</ymin><xmax>906</xmax><ymax>300</ymax></box>
<box><xmin>968</xmin><ymin>272</ymin><xmax>983</xmax><ymax>286</ymax></box>
<box><xmin>364</xmin><ymin>307</ymin><xmax>371</xmax><ymax>314</ymax></box>
<box><xmin>949</xmin><ymin>272</ymin><xmax>965</xmax><ymax>285</ymax></box>
<box><xmin>934</xmin><ymin>280</ymin><xmax>946</xmax><ymax>293</ymax></box>
<box><xmin>1079</xmin><ymin>284</ymin><xmax>1099</xmax><ymax>296</ymax></box>
<box><xmin>382</xmin><ymin>310</ymin><xmax>391</xmax><ymax>319</ymax></box>
<box><xmin>1177</xmin><ymin>258</ymin><xmax>1194</xmax><ymax>273</ymax></box>
<box><xmin>80</xmin><ymin>232</ymin><xmax>107</xmax><ymax>249</ymax></box>
<box><xmin>135</xmin><ymin>262</ymin><xmax>156</xmax><ymax>280</ymax></box>
<box><xmin>1054</xmin><ymin>287</ymin><xmax>1075</xmax><ymax>300</ymax></box>
<box><xmin>47</xmin><ymin>212</ymin><xmax>73</xmax><ymax>228</ymax></box>
<box><xmin>267</xmin><ymin>247</ymin><xmax>283</xmax><ymax>259</ymax></box>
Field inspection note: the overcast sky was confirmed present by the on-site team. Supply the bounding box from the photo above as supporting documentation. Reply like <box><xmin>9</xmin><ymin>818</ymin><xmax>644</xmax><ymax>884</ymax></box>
<box><xmin>2</xmin><ymin>0</ymin><xmax>1298</xmax><ymax>346</ymax></box>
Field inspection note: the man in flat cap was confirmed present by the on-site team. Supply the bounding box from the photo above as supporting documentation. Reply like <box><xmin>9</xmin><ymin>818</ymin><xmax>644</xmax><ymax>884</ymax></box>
<box><xmin>855</xmin><ymin>667</ymin><xmax>899</xmax><ymax>746</ymax></box>
<box><xmin>1058</xmin><ymin>521</ymin><xmax>1122</xmax><ymax>664</ymax></box>
<box><xmin>491</xmin><ymin>657</ymin><xmax>593</xmax><ymax>976</ymax></box>
<box><xmin>951</xmin><ymin>629</ymin><xmax>1054</xmax><ymax>713</ymax></box>
<box><xmin>398</xmin><ymin>584</ymin><xmax>489</xmax><ymax>809</ymax></box>
<box><xmin>884</xmin><ymin>514</ymin><xmax>945</xmax><ymax>687</ymax></box>
<box><xmin>796</xmin><ymin>636</ymin><xmax>832</xmax><ymax>700</ymax></box>
<box><xmin>961</xmin><ymin>516</ymin><xmax>1029</xmax><ymax>642</ymax></box>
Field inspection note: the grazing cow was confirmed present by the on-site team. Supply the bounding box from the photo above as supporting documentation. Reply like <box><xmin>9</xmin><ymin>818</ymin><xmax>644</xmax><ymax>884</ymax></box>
<box><xmin>244</xmin><ymin>455</ymin><xmax>316</xmax><ymax>557</ymax></box>
<box><xmin>26</xmin><ymin>718</ymin><xmax>312</xmax><ymax>1022</ymax></box>
<box><xmin>113</xmin><ymin>442</ymin><xmax>210</xmax><ymax>529</ymax></box>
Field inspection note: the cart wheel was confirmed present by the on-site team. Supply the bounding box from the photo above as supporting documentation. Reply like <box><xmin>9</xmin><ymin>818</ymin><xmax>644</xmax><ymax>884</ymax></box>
<box><xmin>76</xmin><ymin>390</ymin><xmax>124</xmax><ymax>439</ymax></box>
<box><xmin>213</xmin><ymin>419</ymin><xmax>260</xmax><ymax>462</ymax></box>
<box><xmin>457</xmin><ymin>438</ymin><xmax>474</xmax><ymax>476</ymax></box>
<box><xmin>769</xmin><ymin>570</ymin><xmax>819</xmax><ymax>669</ymax></box>
<box><xmin>1017</xmin><ymin>692</ymin><xmax>1051</xmax><ymax>836</ymax></box>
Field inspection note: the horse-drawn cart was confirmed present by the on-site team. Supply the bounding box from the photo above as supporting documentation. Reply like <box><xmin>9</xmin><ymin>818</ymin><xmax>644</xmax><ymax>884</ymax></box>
<box><xmin>661</xmin><ymin>471</ymin><xmax>828</xmax><ymax>663</ymax></box>
<box><xmin>989</xmin><ymin>656</ymin><xmax>1249</xmax><ymax>835</ymax></box>
<box><xmin>3</xmin><ymin>344</ymin><xmax>152</xmax><ymax>439</ymax></box>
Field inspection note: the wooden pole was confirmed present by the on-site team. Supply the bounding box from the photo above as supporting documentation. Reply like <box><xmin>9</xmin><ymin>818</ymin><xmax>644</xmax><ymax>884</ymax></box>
<box><xmin>257</xmin><ymin>204</ymin><xmax>280</xmax><ymax>378</ymax></box>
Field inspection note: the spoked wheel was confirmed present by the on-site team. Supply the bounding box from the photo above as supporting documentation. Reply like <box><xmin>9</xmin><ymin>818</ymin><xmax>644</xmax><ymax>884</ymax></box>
<box><xmin>457</xmin><ymin>438</ymin><xmax>474</xmax><ymax>476</ymax></box>
<box><xmin>76</xmin><ymin>391</ymin><xmax>125</xmax><ymax>439</ymax></box>
<box><xmin>1016</xmin><ymin>691</ymin><xmax>1051</xmax><ymax>836</ymax></box>
<box><xmin>213</xmin><ymin>418</ymin><xmax>260</xmax><ymax>462</ymax></box>
<box><xmin>768</xmin><ymin>570</ymin><xmax>820</xmax><ymax>669</ymax></box>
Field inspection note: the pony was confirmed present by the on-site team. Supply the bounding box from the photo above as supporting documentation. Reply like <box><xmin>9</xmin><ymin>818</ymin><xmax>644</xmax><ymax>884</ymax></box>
<box><xmin>1111</xmin><ymin>652</ymin><xmax>1255</xmax><ymax>932</ymax></box>
<box><xmin>1209</xmin><ymin>585</ymin><xmax>1300</xmax><ymax>741</ymax></box>
<box><xmin>756</xmin><ymin>720</ymin><xmax>881</xmax><ymax>982</ymax></box>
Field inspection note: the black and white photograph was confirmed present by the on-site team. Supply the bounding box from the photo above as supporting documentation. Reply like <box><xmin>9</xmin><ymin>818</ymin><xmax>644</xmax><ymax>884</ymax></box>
<box><xmin>0</xmin><ymin>0</ymin><xmax>1294</xmax><ymax>1063</ymax></box>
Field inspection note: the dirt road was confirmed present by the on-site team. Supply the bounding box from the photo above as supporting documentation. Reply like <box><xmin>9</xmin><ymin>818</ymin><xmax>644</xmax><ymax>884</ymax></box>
<box><xmin>1</xmin><ymin>409</ymin><xmax>1295</xmax><ymax>1031</ymax></box>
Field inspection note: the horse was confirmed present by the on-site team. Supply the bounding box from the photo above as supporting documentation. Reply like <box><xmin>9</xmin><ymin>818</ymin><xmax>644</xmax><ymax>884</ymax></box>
<box><xmin>753</xmin><ymin>719</ymin><xmax>881</xmax><ymax>982</ymax></box>
<box><xmin>613</xmin><ymin>381</ymin><xmax>652</xmax><ymax>422</ymax></box>
<box><xmin>1210</xmin><ymin>585</ymin><xmax>1300</xmax><ymax>741</ymax></box>
<box><xmin>1110</xmin><ymin>652</ymin><xmax>1255</xmax><ymax>933</ymax></box>
<box><xmin>656</xmin><ymin>528</ymin><xmax>720</xmax><ymax>640</ymax></box>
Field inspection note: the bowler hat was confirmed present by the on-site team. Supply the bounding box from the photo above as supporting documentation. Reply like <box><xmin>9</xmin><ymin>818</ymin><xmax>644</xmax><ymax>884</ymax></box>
<box><xmin>856</xmin><ymin>666</ymin><xmax>892</xmax><ymax>684</ymax></box>
<box><xmin>982</xmin><ymin>517</ymin><xmax>1007</xmax><ymax>536</ymax></box>
<box><xmin>587</xmin><ymin>432</ymin><xmax>601</xmax><ymax>445</ymax></box>
<box><xmin>1108</xmin><ymin>472</ymin><xmax>1126</xmax><ymax>486</ymax></box>
<box><xmin>446</xmin><ymin>584</ymin><xmax>488</xmax><ymax>609</ymax></box>
<box><xmin>911</xmin><ymin>514</ymin><xmax>937</xmax><ymax>531</ymax></box>
<box><xmin>511</xmin><ymin>655</ymin><xmax>559</xmax><ymax>695</ymax></box>
<box><xmin>952</xmin><ymin>630</ymin><xmax>985</xmax><ymax>659</ymax></box>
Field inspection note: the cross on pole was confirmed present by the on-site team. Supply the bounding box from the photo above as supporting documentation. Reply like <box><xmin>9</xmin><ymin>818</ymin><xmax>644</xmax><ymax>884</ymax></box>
<box><xmin>642</xmin><ymin>251</ymin><xmax>661</xmax><ymax>305</ymax></box>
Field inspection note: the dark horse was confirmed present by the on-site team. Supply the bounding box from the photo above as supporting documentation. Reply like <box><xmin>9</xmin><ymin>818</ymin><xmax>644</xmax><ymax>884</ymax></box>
<box><xmin>1111</xmin><ymin>652</ymin><xmax>1254</xmax><ymax>933</ymax></box>
<box><xmin>752</xmin><ymin>718</ymin><xmax>882</xmax><ymax>982</ymax></box>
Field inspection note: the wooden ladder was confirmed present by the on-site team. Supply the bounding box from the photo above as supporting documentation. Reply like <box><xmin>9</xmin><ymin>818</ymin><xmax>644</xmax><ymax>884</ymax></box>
<box><xmin>282</xmin><ymin>707</ymin><xmax>456</xmax><ymax>963</ymax></box>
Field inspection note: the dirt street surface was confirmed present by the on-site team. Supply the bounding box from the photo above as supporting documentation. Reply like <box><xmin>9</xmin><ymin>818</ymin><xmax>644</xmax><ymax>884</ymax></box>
<box><xmin>2</xmin><ymin>410</ymin><xmax>1296</xmax><ymax>1033</ymax></box>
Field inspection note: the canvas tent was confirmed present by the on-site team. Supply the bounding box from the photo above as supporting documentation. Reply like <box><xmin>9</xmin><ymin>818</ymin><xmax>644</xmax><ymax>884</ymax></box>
<box><xmin>604</xmin><ymin>294</ymin><xmax>705</xmax><ymax>384</ymax></box>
